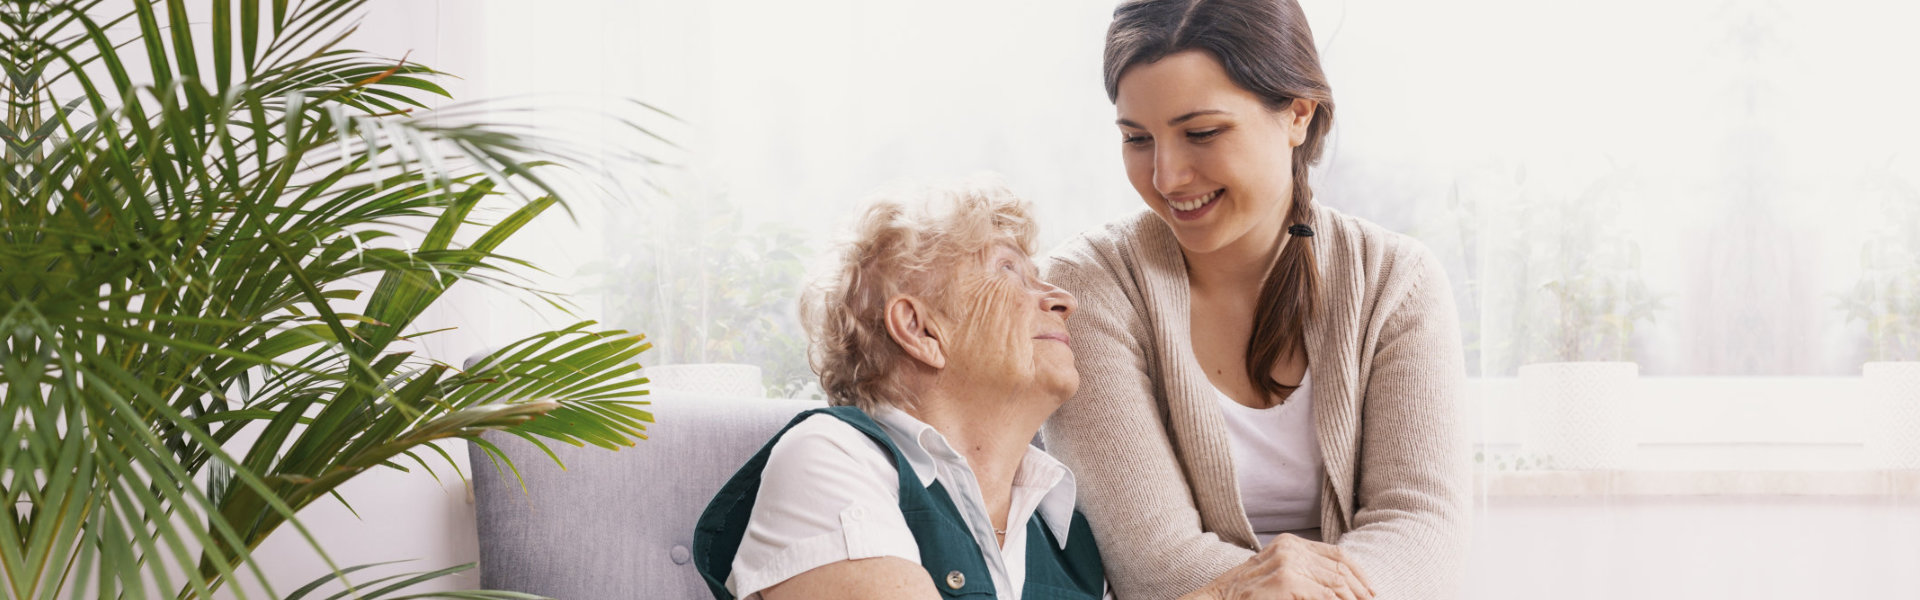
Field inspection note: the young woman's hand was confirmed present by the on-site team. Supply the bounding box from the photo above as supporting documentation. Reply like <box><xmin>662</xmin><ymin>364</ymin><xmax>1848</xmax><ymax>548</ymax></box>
<box><xmin>1180</xmin><ymin>534</ymin><xmax>1376</xmax><ymax>600</ymax></box>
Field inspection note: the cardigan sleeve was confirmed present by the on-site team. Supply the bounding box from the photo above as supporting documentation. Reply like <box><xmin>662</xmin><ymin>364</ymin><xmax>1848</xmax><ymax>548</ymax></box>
<box><xmin>1337</xmin><ymin>247</ymin><xmax>1472</xmax><ymax>600</ymax></box>
<box><xmin>1041</xmin><ymin>241</ymin><xmax>1255</xmax><ymax>600</ymax></box>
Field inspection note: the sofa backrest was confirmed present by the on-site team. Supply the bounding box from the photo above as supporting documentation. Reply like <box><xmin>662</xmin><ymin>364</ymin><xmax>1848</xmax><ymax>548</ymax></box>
<box><xmin>469</xmin><ymin>394</ymin><xmax>825</xmax><ymax>599</ymax></box>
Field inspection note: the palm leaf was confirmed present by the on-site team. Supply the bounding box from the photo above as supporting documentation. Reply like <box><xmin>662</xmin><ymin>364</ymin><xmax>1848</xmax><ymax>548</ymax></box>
<box><xmin>3</xmin><ymin>1</ymin><xmax>663</xmax><ymax>598</ymax></box>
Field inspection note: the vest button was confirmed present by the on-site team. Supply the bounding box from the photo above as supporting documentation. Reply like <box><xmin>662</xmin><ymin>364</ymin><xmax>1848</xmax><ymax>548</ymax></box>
<box><xmin>945</xmin><ymin>570</ymin><xmax>966</xmax><ymax>590</ymax></box>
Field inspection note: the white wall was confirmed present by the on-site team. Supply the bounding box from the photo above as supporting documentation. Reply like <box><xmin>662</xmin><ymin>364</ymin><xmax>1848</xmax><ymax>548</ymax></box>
<box><xmin>233</xmin><ymin>442</ymin><xmax>481</xmax><ymax>597</ymax></box>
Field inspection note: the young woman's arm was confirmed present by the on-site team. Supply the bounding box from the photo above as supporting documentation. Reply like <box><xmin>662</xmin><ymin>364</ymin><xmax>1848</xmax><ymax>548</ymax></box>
<box><xmin>1337</xmin><ymin>246</ymin><xmax>1472</xmax><ymax>599</ymax></box>
<box><xmin>1042</xmin><ymin>240</ymin><xmax>1260</xmax><ymax>599</ymax></box>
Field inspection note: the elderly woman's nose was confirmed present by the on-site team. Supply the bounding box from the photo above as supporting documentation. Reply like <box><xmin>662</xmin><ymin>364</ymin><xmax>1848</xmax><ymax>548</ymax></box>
<box><xmin>1041</xmin><ymin>284</ymin><xmax>1076</xmax><ymax>319</ymax></box>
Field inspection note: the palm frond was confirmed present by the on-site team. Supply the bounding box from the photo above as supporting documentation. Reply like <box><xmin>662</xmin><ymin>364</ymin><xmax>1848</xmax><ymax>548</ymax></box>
<box><xmin>3</xmin><ymin>1</ymin><xmax>661</xmax><ymax>598</ymax></box>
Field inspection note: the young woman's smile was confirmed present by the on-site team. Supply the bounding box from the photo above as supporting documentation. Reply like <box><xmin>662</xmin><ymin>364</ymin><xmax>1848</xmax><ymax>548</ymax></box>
<box><xmin>1168</xmin><ymin>188</ymin><xmax>1223</xmax><ymax>220</ymax></box>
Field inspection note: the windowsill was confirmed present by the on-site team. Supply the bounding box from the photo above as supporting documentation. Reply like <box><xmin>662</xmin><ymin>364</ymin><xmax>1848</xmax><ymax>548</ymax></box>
<box><xmin>1465</xmin><ymin>376</ymin><xmax>1920</xmax><ymax>496</ymax></box>
<box><xmin>1476</xmin><ymin>469</ymin><xmax>1920</xmax><ymax>497</ymax></box>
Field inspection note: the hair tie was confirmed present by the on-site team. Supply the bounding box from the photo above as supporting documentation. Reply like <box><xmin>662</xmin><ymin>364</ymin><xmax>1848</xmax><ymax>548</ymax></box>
<box><xmin>1287</xmin><ymin>224</ymin><xmax>1314</xmax><ymax>238</ymax></box>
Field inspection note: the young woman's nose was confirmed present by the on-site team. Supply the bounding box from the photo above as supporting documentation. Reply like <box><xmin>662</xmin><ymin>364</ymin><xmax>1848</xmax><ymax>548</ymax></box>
<box><xmin>1152</xmin><ymin>145</ymin><xmax>1193</xmax><ymax>197</ymax></box>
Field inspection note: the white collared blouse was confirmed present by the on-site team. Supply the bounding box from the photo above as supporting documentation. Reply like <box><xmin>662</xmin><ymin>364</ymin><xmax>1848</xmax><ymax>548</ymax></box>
<box><xmin>727</xmin><ymin>406</ymin><xmax>1103</xmax><ymax>600</ymax></box>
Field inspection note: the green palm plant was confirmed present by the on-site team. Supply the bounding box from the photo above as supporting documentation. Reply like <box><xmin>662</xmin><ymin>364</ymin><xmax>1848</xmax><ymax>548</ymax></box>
<box><xmin>2</xmin><ymin>1</ymin><xmax>655</xmax><ymax>598</ymax></box>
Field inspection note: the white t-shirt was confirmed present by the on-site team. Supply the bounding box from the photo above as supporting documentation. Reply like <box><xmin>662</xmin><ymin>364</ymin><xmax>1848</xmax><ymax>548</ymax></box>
<box><xmin>1215</xmin><ymin>372</ymin><xmax>1325</xmax><ymax>545</ymax></box>
<box><xmin>727</xmin><ymin>407</ymin><xmax>1103</xmax><ymax>600</ymax></box>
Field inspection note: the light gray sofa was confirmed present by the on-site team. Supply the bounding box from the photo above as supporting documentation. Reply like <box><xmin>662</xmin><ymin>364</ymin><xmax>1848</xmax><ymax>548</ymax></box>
<box><xmin>469</xmin><ymin>394</ymin><xmax>825</xmax><ymax>599</ymax></box>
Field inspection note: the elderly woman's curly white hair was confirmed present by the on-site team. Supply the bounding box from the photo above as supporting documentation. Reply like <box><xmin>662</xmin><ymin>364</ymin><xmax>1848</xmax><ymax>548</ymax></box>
<box><xmin>800</xmin><ymin>179</ymin><xmax>1037</xmax><ymax>413</ymax></box>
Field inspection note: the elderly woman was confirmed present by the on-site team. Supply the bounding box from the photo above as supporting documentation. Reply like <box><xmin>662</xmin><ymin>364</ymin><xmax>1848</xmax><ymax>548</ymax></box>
<box><xmin>693</xmin><ymin>181</ymin><xmax>1107</xmax><ymax>600</ymax></box>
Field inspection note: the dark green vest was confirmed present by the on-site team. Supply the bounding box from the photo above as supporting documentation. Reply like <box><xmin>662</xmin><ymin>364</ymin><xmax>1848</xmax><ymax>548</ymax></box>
<box><xmin>693</xmin><ymin>406</ymin><xmax>1105</xmax><ymax>599</ymax></box>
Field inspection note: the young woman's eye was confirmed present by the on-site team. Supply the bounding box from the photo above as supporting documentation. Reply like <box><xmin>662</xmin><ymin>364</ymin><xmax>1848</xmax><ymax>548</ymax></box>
<box><xmin>1121</xmin><ymin>133</ymin><xmax>1151</xmax><ymax>146</ymax></box>
<box><xmin>1187</xmin><ymin>128</ymin><xmax>1223</xmax><ymax>141</ymax></box>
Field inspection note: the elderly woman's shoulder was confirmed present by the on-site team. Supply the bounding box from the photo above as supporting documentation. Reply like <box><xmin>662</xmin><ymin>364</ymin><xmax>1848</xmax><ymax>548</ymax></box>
<box><xmin>762</xmin><ymin>413</ymin><xmax>898</xmax><ymax>484</ymax></box>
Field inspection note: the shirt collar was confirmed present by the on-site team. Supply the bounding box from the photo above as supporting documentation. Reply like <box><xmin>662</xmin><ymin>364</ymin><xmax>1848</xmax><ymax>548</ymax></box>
<box><xmin>870</xmin><ymin>405</ymin><xmax>943</xmax><ymax>488</ymax></box>
<box><xmin>870</xmin><ymin>406</ymin><xmax>1081</xmax><ymax>548</ymax></box>
<box><xmin>1017</xmin><ymin>450</ymin><xmax>1081</xmax><ymax>549</ymax></box>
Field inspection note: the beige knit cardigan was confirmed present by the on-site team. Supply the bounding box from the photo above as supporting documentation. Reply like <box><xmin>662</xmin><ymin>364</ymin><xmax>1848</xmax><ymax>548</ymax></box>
<box><xmin>1040</xmin><ymin>206</ymin><xmax>1470</xmax><ymax>600</ymax></box>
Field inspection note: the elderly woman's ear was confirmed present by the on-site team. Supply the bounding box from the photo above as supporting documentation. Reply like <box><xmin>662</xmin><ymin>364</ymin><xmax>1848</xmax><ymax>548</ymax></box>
<box><xmin>884</xmin><ymin>295</ymin><xmax>947</xmax><ymax>369</ymax></box>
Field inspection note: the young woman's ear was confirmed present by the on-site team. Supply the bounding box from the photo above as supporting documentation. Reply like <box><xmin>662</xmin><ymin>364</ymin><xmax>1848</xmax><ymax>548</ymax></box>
<box><xmin>1282</xmin><ymin>98</ymin><xmax>1318</xmax><ymax>147</ymax></box>
<box><xmin>885</xmin><ymin>295</ymin><xmax>947</xmax><ymax>369</ymax></box>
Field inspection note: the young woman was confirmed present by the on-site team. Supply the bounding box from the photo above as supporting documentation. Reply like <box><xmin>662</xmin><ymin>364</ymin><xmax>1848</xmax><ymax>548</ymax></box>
<box><xmin>1042</xmin><ymin>1</ymin><xmax>1470</xmax><ymax>599</ymax></box>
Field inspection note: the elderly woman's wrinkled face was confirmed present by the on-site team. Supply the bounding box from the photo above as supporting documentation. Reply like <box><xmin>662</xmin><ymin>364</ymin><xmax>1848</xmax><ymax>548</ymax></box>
<box><xmin>934</xmin><ymin>243</ymin><xmax>1078</xmax><ymax>401</ymax></box>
